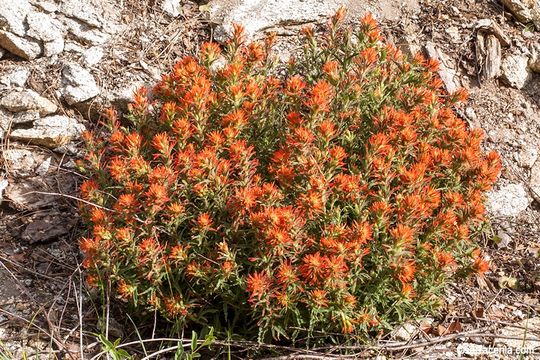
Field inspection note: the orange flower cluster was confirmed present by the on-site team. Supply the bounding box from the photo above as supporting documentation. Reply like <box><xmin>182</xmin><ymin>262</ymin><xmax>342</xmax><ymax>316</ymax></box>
<box><xmin>78</xmin><ymin>9</ymin><xmax>500</xmax><ymax>341</ymax></box>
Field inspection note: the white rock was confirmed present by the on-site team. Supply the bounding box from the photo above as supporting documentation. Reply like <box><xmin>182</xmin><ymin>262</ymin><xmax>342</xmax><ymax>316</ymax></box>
<box><xmin>2</xmin><ymin>149</ymin><xmax>45</xmax><ymax>177</ymax></box>
<box><xmin>500</xmin><ymin>0</ymin><xmax>540</xmax><ymax>26</ymax></box>
<box><xmin>0</xmin><ymin>68</ymin><xmax>30</xmax><ymax>88</ymax></box>
<box><xmin>63</xmin><ymin>17</ymin><xmax>109</xmax><ymax>45</ymax></box>
<box><xmin>425</xmin><ymin>42</ymin><xmax>460</xmax><ymax>93</ymax></box>
<box><xmin>393</xmin><ymin>322</ymin><xmax>417</xmax><ymax>341</ymax></box>
<box><xmin>0</xmin><ymin>109</ymin><xmax>41</xmax><ymax>125</ymax></box>
<box><xmin>9</xmin><ymin>115</ymin><xmax>85</xmax><ymax>148</ymax></box>
<box><xmin>26</xmin><ymin>12</ymin><xmax>64</xmax><ymax>42</ymax></box>
<box><xmin>82</xmin><ymin>46</ymin><xmax>104</xmax><ymax>66</ymax></box>
<box><xmin>30</xmin><ymin>0</ymin><xmax>58</xmax><ymax>13</ymax></box>
<box><xmin>44</xmin><ymin>37</ymin><xmax>65</xmax><ymax>57</ymax></box>
<box><xmin>0</xmin><ymin>0</ymin><xmax>31</xmax><ymax>37</ymax></box>
<box><xmin>500</xmin><ymin>52</ymin><xmax>531</xmax><ymax>89</ymax></box>
<box><xmin>0</xmin><ymin>89</ymin><xmax>57</xmax><ymax>116</ymax></box>
<box><xmin>0</xmin><ymin>177</ymin><xmax>8</xmax><ymax>204</ymax></box>
<box><xmin>487</xmin><ymin>183</ymin><xmax>532</xmax><ymax>217</ymax></box>
<box><xmin>208</xmin><ymin>0</ymin><xmax>416</xmax><ymax>41</ymax></box>
<box><xmin>515</xmin><ymin>147</ymin><xmax>538</xmax><ymax>168</ymax></box>
<box><xmin>60</xmin><ymin>63</ymin><xmax>99</xmax><ymax>105</ymax></box>
<box><xmin>530</xmin><ymin>160</ymin><xmax>540</xmax><ymax>203</ymax></box>
<box><xmin>63</xmin><ymin>41</ymin><xmax>85</xmax><ymax>53</ymax></box>
<box><xmin>35</xmin><ymin>157</ymin><xmax>52</xmax><ymax>176</ymax></box>
<box><xmin>465</xmin><ymin>107</ymin><xmax>477</xmax><ymax>120</ymax></box>
<box><xmin>495</xmin><ymin>229</ymin><xmax>513</xmax><ymax>248</ymax></box>
<box><xmin>105</xmin><ymin>80</ymin><xmax>146</xmax><ymax>110</ymax></box>
<box><xmin>0</xmin><ymin>30</ymin><xmax>42</xmax><ymax>60</ymax></box>
<box><xmin>162</xmin><ymin>0</ymin><xmax>182</xmax><ymax>17</ymax></box>
<box><xmin>444</xmin><ymin>26</ymin><xmax>460</xmax><ymax>42</ymax></box>
<box><xmin>59</xmin><ymin>0</ymin><xmax>103</xmax><ymax>28</ymax></box>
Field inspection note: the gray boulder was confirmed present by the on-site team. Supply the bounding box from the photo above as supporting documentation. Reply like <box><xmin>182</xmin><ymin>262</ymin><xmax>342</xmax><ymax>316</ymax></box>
<box><xmin>500</xmin><ymin>52</ymin><xmax>531</xmax><ymax>89</ymax></box>
<box><xmin>10</xmin><ymin>115</ymin><xmax>85</xmax><ymax>148</ymax></box>
<box><xmin>0</xmin><ymin>0</ymin><xmax>31</xmax><ymax>37</ymax></box>
<box><xmin>500</xmin><ymin>0</ymin><xmax>540</xmax><ymax>26</ymax></box>
<box><xmin>60</xmin><ymin>63</ymin><xmax>100</xmax><ymax>105</ymax></box>
<box><xmin>208</xmin><ymin>0</ymin><xmax>418</xmax><ymax>41</ymax></box>
<box><xmin>0</xmin><ymin>89</ymin><xmax>57</xmax><ymax>116</ymax></box>
<box><xmin>0</xmin><ymin>68</ymin><xmax>30</xmax><ymax>88</ymax></box>
<box><xmin>487</xmin><ymin>183</ymin><xmax>532</xmax><ymax>217</ymax></box>
<box><xmin>0</xmin><ymin>30</ymin><xmax>42</xmax><ymax>60</ymax></box>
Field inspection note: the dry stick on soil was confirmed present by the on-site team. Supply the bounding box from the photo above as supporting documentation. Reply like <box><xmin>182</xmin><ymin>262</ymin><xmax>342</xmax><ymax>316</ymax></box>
<box><xmin>89</xmin><ymin>327</ymin><xmax>540</xmax><ymax>360</ymax></box>
<box><xmin>0</xmin><ymin>253</ymin><xmax>64</xmax><ymax>282</ymax></box>
<box><xmin>0</xmin><ymin>252</ymin><xmax>81</xmax><ymax>359</ymax></box>
<box><xmin>0</xmin><ymin>298</ymin><xmax>73</xmax><ymax>359</ymax></box>
<box><xmin>260</xmin><ymin>356</ymin><xmax>362</xmax><ymax>360</ymax></box>
<box><xmin>89</xmin><ymin>338</ymin><xmax>362</xmax><ymax>360</ymax></box>
<box><xmin>0</xmin><ymin>242</ymin><xmax>87</xmax><ymax>357</ymax></box>
<box><xmin>456</xmin><ymin>316</ymin><xmax>540</xmax><ymax>335</ymax></box>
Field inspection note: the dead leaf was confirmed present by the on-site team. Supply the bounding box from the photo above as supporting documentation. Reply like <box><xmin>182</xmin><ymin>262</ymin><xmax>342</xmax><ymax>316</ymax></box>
<box><xmin>437</xmin><ymin>324</ymin><xmax>447</xmax><ymax>336</ymax></box>
<box><xmin>447</xmin><ymin>320</ymin><xmax>462</xmax><ymax>334</ymax></box>
<box><xmin>420</xmin><ymin>320</ymin><xmax>434</xmax><ymax>335</ymax></box>
<box><xmin>9</xmin><ymin>253</ymin><xmax>26</xmax><ymax>262</ymax></box>
<box><xmin>473</xmin><ymin>307</ymin><xmax>484</xmax><ymax>319</ymax></box>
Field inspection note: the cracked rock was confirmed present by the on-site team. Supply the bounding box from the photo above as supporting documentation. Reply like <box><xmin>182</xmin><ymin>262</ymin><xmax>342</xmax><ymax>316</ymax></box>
<box><xmin>0</xmin><ymin>30</ymin><xmax>42</xmax><ymax>60</ymax></box>
<box><xmin>162</xmin><ymin>0</ymin><xmax>182</xmax><ymax>17</ymax></box>
<box><xmin>0</xmin><ymin>109</ymin><xmax>41</xmax><ymax>125</ymax></box>
<box><xmin>62</xmin><ymin>17</ymin><xmax>110</xmax><ymax>45</ymax></box>
<box><xmin>0</xmin><ymin>89</ymin><xmax>57</xmax><ymax>116</ymax></box>
<box><xmin>82</xmin><ymin>46</ymin><xmax>104</xmax><ymax>66</ymax></box>
<box><xmin>59</xmin><ymin>0</ymin><xmax>104</xmax><ymax>28</ymax></box>
<box><xmin>208</xmin><ymin>0</ymin><xmax>382</xmax><ymax>41</ymax></box>
<box><xmin>500</xmin><ymin>0</ymin><xmax>540</xmax><ymax>26</ymax></box>
<box><xmin>500</xmin><ymin>52</ymin><xmax>531</xmax><ymax>89</ymax></box>
<box><xmin>60</xmin><ymin>63</ymin><xmax>100</xmax><ymax>105</ymax></box>
<box><xmin>9</xmin><ymin>115</ymin><xmax>85</xmax><ymax>148</ymax></box>
<box><xmin>425</xmin><ymin>42</ymin><xmax>460</xmax><ymax>93</ymax></box>
<box><xmin>0</xmin><ymin>0</ymin><xmax>31</xmax><ymax>37</ymax></box>
<box><xmin>487</xmin><ymin>183</ymin><xmax>532</xmax><ymax>217</ymax></box>
<box><xmin>2</xmin><ymin>149</ymin><xmax>49</xmax><ymax>178</ymax></box>
<box><xmin>26</xmin><ymin>12</ymin><xmax>64</xmax><ymax>42</ymax></box>
<box><xmin>0</xmin><ymin>68</ymin><xmax>30</xmax><ymax>88</ymax></box>
<box><xmin>0</xmin><ymin>109</ymin><xmax>41</xmax><ymax>138</ymax></box>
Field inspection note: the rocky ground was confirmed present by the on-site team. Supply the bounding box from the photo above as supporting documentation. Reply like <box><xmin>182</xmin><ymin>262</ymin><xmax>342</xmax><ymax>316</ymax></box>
<box><xmin>0</xmin><ymin>0</ymin><xmax>539</xmax><ymax>358</ymax></box>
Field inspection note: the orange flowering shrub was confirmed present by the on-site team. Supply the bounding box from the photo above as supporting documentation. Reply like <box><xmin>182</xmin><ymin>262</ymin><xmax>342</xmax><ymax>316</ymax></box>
<box><xmin>78</xmin><ymin>9</ymin><xmax>500</xmax><ymax>341</ymax></box>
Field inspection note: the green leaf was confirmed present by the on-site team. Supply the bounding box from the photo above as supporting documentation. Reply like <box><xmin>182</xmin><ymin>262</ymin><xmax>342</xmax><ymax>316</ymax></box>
<box><xmin>202</xmin><ymin>327</ymin><xmax>216</xmax><ymax>347</ymax></box>
<box><xmin>191</xmin><ymin>330</ymin><xmax>198</xmax><ymax>352</ymax></box>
